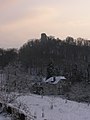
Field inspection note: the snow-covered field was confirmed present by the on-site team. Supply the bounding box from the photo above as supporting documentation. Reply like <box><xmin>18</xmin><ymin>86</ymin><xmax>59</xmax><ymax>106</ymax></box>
<box><xmin>0</xmin><ymin>72</ymin><xmax>90</xmax><ymax>120</ymax></box>
<box><xmin>0</xmin><ymin>114</ymin><xmax>11</xmax><ymax>120</ymax></box>
<box><xmin>13</xmin><ymin>94</ymin><xmax>90</xmax><ymax>120</ymax></box>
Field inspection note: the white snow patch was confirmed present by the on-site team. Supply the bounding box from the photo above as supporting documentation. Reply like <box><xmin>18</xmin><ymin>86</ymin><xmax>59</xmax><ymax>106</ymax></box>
<box><xmin>0</xmin><ymin>114</ymin><xmax>11</xmax><ymax>120</ymax></box>
<box><xmin>13</xmin><ymin>94</ymin><xmax>90</xmax><ymax>120</ymax></box>
<box><xmin>44</xmin><ymin>76</ymin><xmax>66</xmax><ymax>84</ymax></box>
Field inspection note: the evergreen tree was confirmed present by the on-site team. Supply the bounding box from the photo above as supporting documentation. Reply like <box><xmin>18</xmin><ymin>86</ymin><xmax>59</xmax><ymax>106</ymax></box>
<box><xmin>46</xmin><ymin>60</ymin><xmax>55</xmax><ymax>79</ymax></box>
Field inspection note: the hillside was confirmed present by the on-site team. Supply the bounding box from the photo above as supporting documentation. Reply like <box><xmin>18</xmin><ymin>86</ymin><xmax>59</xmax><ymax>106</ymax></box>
<box><xmin>67</xmin><ymin>82</ymin><xmax>90</xmax><ymax>102</ymax></box>
<box><xmin>12</xmin><ymin>94</ymin><xmax>90</xmax><ymax>120</ymax></box>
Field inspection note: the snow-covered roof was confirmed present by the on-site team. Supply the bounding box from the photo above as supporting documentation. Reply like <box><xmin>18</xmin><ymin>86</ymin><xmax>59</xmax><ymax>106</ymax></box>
<box><xmin>44</xmin><ymin>76</ymin><xmax>66</xmax><ymax>84</ymax></box>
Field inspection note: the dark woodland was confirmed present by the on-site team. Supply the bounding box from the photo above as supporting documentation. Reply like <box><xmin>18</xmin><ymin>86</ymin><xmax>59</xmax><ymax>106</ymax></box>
<box><xmin>1</xmin><ymin>33</ymin><xmax>90</xmax><ymax>83</ymax></box>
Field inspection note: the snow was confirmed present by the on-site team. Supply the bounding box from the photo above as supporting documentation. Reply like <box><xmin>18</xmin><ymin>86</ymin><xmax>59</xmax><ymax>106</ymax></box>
<box><xmin>44</xmin><ymin>76</ymin><xmax>66</xmax><ymax>84</ymax></box>
<box><xmin>0</xmin><ymin>73</ymin><xmax>6</xmax><ymax>83</ymax></box>
<box><xmin>0</xmin><ymin>114</ymin><xmax>11</xmax><ymax>120</ymax></box>
<box><xmin>13</xmin><ymin>94</ymin><xmax>90</xmax><ymax>120</ymax></box>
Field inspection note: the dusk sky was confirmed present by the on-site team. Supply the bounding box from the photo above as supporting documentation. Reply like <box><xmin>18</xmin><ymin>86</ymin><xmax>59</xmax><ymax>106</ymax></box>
<box><xmin>0</xmin><ymin>0</ymin><xmax>90</xmax><ymax>48</ymax></box>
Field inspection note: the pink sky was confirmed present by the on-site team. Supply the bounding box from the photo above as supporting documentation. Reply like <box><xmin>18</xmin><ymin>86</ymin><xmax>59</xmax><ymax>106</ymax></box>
<box><xmin>0</xmin><ymin>0</ymin><xmax>90</xmax><ymax>48</ymax></box>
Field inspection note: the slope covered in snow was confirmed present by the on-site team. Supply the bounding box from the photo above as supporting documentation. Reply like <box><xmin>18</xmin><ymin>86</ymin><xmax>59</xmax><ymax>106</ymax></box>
<box><xmin>13</xmin><ymin>94</ymin><xmax>90</xmax><ymax>120</ymax></box>
<box><xmin>0</xmin><ymin>114</ymin><xmax>11</xmax><ymax>120</ymax></box>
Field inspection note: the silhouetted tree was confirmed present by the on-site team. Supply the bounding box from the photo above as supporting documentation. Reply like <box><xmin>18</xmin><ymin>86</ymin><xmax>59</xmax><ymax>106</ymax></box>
<box><xmin>46</xmin><ymin>60</ymin><xmax>55</xmax><ymax>79</ymax></box>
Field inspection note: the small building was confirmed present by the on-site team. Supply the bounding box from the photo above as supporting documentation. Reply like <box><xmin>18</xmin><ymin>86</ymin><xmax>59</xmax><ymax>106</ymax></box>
<box><xmin>42</xmin><ymin>76</ymin><xmax>67</xmax><ymax>95</ymax></box>
<box><xmin>31</xmin><ymin>76</ymin><xmax>68</xmax><ymax>95</ymax></box>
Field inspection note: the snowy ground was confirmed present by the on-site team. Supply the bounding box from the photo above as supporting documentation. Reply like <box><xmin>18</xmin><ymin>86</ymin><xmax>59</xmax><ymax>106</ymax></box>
<box><xmin>0</xmin><ymin>114</ymin><xmax>11</xmax><ymax>120</ymax></box>
<box><xmin>0</xmin><ymin>72</ymin><xmax>90</xmax><ymax>120</ymax></box>
<box><xmin>13</xmin><ymin>94</ymin><xmax>90</xmax><ymax>120</ymax></box>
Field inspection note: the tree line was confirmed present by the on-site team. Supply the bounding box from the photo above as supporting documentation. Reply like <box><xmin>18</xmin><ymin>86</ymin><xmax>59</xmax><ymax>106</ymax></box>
<box><xmin>0</xmin><ymin>33</ymin><xmax>90</xmax><ymax>84</ymax></box>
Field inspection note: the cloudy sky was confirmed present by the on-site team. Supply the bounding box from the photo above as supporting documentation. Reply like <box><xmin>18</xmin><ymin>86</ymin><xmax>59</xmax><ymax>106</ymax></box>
<box><xmin>0</xmin><ymin>0</ymin><xmax>90</xmax><ymax>48</ymax></box>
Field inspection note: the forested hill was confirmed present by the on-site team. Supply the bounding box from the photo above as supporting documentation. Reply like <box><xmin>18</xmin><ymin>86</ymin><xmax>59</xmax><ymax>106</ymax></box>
<box><xmin>0</xmin><ymin>33</ymin><xmax>90</xmax><ymax>82</ymax></box>
<box><xmin>19</xmin><ymin>33</ymin><xmax>90</xmax><ymax>80</ymax></box>
<box><xmin>19</xmin><ymin>34</ymin><xmax>90</xmax><ymax>66</ymax></box>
